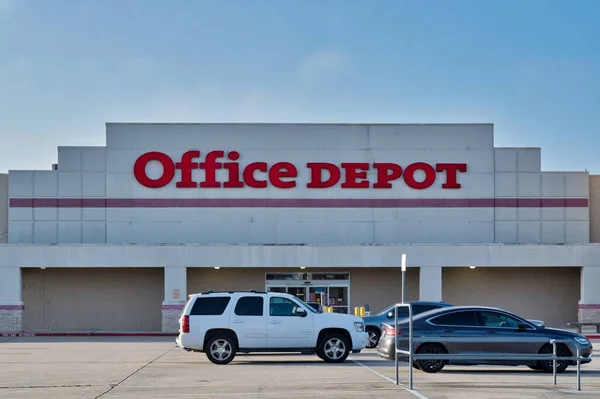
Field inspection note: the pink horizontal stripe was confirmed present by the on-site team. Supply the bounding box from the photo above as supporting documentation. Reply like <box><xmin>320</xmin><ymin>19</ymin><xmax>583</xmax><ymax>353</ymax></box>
<box><xmin>8</xmin><ymin>197</ymin><xmax>589</xmax><ymax>208</ymax></box>
<box><xmin>162</xmin><ymin>304</ymin><xmax>185</xmax><ymax>310</ymax></box>
<box><xmin>0</xmin><ymin>305</ymin><xmax>24</xmax><ymax>310</ymax></box>
<box><xmin>578</xmin><ymin>304</ymin><xmax>600</xmax><ymax>309</ymax></box>
<box><xmin>1</xmin><ymin>332</ymin><xmax>177</xmax><ymax>337</ymax></box>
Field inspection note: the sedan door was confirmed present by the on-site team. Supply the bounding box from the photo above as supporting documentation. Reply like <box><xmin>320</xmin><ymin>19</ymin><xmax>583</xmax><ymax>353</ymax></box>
<box><xmin>429</xmin><ymin>310</ymin><xmax>488</xmax><ymax>362</ymax></box>
<box><xmin>475</xmin><ymin>310</ymin><xmax>537</xmax><ymax>365</ymax></box>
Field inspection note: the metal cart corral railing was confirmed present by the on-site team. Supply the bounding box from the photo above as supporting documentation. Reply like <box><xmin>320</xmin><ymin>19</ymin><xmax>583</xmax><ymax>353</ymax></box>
<box><xmin>393</xmin><ymin>303</ymin><xmax>588</xmax><ymax>392</ymax></box>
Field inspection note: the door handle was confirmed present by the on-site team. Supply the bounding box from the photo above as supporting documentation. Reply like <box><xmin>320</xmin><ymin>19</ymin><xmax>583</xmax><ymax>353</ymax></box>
<box><xmin>441</xmin><ymin>329</ymin><xmax>454</xmax><ymax>333</ymax></box>
<box><xmin>270</xmin><ymin>320</ymin><xmax>281</xmax><ymax>324</ymax></box>
<box><xmin>232</xmin><ymin>320</ymin><xmax>244</xmax><ymax>324</ymax></box>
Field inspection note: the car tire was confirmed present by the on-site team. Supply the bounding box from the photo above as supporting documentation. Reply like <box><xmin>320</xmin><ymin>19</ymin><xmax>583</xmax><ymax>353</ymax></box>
<box><xmin>412</xmin><ymin>362</ymin><xmax>421</xmax><ymax>370</ymax></box>
<box><xmin>205</xmin><ymin>335</ymin><xmax>237</xmax><ymax>365</ymax></box>
<box><xmin>538</xmin><ymin>344</ymin><xmax>570</xmax><ymax>374</ymax></box>
<box><xmin>415</xmin><ymin>343</ymin><xmax>446</xmax><ymax>373</ymax></box>
<box><xmin>366</xmin><ymin>328</ymin><xmax>380</xmax><ymax>349</ymax></box>
<box><xmin>318</xmin><ymin>333</ymin><xmax>350</xmax><ymax>363</ymax></box>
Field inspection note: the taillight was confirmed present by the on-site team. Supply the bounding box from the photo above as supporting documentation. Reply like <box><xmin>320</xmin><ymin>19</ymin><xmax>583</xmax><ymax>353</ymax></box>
<box><xmin>181</xmin><ymin>315</ymin><xmax>189</xmax><ymax>333</ymax></box>
<box><xmin>384</xmin><ymin>327</ymin><xmax>402</xmax><ymax>336</ymax></box>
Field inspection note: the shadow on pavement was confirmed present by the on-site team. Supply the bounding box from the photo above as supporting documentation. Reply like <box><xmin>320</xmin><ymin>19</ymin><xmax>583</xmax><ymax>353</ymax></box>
<box><xmin>437</xmin><ymin>368</ymin><xmax>600</xmax><ymax>377</ymax></box>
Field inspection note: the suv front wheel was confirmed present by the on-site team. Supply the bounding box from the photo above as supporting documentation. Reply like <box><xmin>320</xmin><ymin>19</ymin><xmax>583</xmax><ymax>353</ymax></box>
<box><xmin>206</xmin><ymin>335</ymin><xmax>237</xmax><ymax>365</ymax></box>
<box><xmin>318</xmin><ymin>333</ymin><xmax>350</xmax><ymax>363</ymax></box>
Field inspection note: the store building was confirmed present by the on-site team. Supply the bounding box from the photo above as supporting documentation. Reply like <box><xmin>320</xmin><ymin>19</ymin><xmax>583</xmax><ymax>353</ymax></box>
<box><xmin>1</xmin><ymin>123</ymin><xmax>600</xmax><ymax>333</ymax></box>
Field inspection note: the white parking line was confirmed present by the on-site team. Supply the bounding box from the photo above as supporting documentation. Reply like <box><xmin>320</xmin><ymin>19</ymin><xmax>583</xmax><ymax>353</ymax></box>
<box><xmin>350</xmin><ymin>358</ymin><xmax>430</xmax><ymax>399</ymax></box>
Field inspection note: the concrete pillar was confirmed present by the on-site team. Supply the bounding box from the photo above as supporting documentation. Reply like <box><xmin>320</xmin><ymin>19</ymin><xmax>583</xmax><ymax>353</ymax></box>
<box><xmin>162</xmin><ymin>266</ymin><xmax>187</xmax><ymax>332</ymax></box>
<box><xmin>579</xmin><ymin>266</ymin><xmax>600</xmax><ymax>323</ymax></box>
<box><xmin>0</xmin><ymin>267</ymin><xmax>24</xmax><ymax>332</ymax></box>
<box><xmin>419</xmin><ymin>266</ymin><xmax>443</xmax><ymax>302</ymax></box>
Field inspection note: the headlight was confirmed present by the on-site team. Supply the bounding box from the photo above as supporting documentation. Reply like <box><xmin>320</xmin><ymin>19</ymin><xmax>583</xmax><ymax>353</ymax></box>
<box><xmin>574</xmin><ymin>337</ymin><xmax>590</xmax><ymax>345</ymax></box>
<box><xmin>354</xmin><ymin>322</ymin><xmax>365</xmax><ymax>332</ymax></box>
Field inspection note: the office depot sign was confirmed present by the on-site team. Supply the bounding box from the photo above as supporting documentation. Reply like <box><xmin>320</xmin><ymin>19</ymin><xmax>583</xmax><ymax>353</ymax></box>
<box><xmin>133</xmin><ymin>150</ymin><xmax>468</xmax><ymax>189</ymax></box>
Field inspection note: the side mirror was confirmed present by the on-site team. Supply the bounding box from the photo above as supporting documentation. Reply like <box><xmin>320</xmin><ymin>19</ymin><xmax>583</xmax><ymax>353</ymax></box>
<box><xmin>517</xmin><ymin>322</ymin><xmax>528</xmax><ymax>331</ymax></box>
<box><xmin>296</xmin><ymin>308</ymin><xmax>307</xmax><ymax>317</ymax></box>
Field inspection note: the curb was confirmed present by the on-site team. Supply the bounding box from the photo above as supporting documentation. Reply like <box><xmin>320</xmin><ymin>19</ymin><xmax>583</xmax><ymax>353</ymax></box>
<box><xmin>1</xmin><ymin>332</ymin><xmax>178</xmax><ymax>337</ymax></box>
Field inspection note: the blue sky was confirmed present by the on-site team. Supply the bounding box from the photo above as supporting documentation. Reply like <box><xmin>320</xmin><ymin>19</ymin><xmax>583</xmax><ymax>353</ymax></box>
<box><xmin>1</xmin><ymin>0</ymin><xmax>599</xmax><ymax>172</ymax></box>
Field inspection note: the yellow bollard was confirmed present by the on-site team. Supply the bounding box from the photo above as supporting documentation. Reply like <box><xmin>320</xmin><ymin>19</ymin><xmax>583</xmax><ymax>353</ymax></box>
<box><xmin>360</xmin><ymin>307</ymin><xmax>366</xmax><ymax>317</ymax></box>
<box><xmin>354</xmin><ymin>307</ymin><xmax>360</xmax><ymax>316</ymax></box>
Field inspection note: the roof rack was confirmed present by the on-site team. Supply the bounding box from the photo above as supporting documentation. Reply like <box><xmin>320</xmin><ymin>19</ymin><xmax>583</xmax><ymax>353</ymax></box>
<box><xmin>198</xmin><ymin>290</ymin><xmax>268</xmax><ymax>295</ymax></box>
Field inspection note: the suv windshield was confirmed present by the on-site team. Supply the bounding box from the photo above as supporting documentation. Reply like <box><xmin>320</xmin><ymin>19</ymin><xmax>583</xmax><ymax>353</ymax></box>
<box><xmin>292</xmin><ymin>297</ymin><xmax>318</xmax><ymax>314</ymax></box>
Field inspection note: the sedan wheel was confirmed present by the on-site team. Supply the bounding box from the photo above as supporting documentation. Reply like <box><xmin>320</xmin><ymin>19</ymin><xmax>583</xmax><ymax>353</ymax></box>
<box><xmin>366</xmin><ymin>328</ymin><xmax>380</xmax><ymax>349</ymax></box>
<box><xmin>539</xmin><ymin>344</ymin><xmax>570</xmax><ymax>373</ymax></box>
<box><xmin>415</xmin><ymin>343</ymin><xmax>446</xmax><ymax>373</ymax></box>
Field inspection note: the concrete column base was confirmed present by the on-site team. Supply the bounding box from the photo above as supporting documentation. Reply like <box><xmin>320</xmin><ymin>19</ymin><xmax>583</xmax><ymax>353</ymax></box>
<box><xmin>578</xmin><ymin>305</ymin><xmax>600</xmax><ymax>323</ymax></box>
<box><xmin>161</xmin><ymin>303</ymin><xmax>185</xmax><ymax>332</ymax></box>
<box><xmin>0</xmin><ymin>304</ymin><xmax>24</xmax><ymax>332</ymax></box>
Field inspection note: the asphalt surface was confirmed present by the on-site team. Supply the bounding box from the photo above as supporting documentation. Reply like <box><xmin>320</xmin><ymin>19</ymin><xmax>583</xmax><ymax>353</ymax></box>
<box><xmin>0</xmin><ymin>336</ymin><xmax>599</xmax><ymax>399</ymax></box>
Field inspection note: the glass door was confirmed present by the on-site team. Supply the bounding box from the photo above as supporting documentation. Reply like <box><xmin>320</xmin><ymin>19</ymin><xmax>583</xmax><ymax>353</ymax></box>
<box><xmin>265</xmin><ymin>272</ymin><xmax>351</xmax><ymax>314</ymax></box>
<box><xmin>308</xmin><ymin>286</ymin><xmax>327</xmax><ymax>305</ymax></box>
<box><xmin>327</xmin><ymin>286</ymin><xmax>349</xmax><ymax>314</ymax></box>
<box><xmin>286</xmin><ymin>286</ymin><xmax>307</xmax><ymax>302</ymax></box>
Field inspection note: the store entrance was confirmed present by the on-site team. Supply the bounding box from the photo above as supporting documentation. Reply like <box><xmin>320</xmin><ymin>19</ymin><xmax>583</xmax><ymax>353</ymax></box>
<box><xmin>265</xmin><ymin>272</ymin><xmax>350</xmax><ymax>314</ymax></box>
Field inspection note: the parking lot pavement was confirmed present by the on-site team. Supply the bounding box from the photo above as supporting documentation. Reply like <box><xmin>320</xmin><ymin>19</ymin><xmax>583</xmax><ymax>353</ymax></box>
<box><xmin>0</xmin><ymin>337</ymin><xmax>599</xmax><ymax>399</ymax></box>
<box><xmin>354</xmin><ymin>340</ymin><xmax>600</xmax><ymax>399</ymax></box>
<box><xmin>0</xmin><ymin>336</ymin><xmax>414</xmax><ymax>399</ymax></box>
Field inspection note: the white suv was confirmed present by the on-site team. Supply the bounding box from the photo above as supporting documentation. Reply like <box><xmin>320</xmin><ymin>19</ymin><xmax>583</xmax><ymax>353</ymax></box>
<box><xmin>176</xmin><ymin>290</ymin><xmax>369</xmax><ymax>364</ymax></box>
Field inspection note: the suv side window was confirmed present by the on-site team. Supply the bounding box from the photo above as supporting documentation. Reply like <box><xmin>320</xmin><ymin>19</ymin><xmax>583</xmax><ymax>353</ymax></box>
<box><xmin>270</xmin><ymin>297</ymin><xmax>301</xmax><ymax>317</ymax></box>
<box><xmin>190</xmin><ymin>296</ymin><xmax>231</xmax><ymax>316</ymax></box>
<box><xmin>235</xmin><ymin>296</ymin><xmax>264</xmax><ymax>316</ymax></box>
<box><xmin>429</xmin><ymin>311</ymin><xmax>477</xmax><ymax>326</ymax></box>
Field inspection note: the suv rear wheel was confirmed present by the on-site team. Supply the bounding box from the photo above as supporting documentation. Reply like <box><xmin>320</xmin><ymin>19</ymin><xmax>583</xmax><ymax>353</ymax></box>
<box><xmin>318</xmin><ymin>333</ymin><xmax>350</xmax><ymax>363</ymax></box>
<box><xmin>206</xmin><ymin>335</ymin><xmax>237</xmax><ymax>365</ymax></box>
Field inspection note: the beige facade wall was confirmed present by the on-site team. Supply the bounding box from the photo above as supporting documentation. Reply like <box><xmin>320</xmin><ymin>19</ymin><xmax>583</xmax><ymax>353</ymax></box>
<box><xmin>590</xmin><ymin>175</ymin><xmax>600</xmax><ymax>243</ymax></box>
<box><xmin>0</xmin><ymin>174</ymin><xmax>7</xmax><ymax>243</ymax></box>
<box><xmin>187</xmin><ymin>267</ymin><xmax>419</xmax><ymax>315</ymax></box>
<box><xmin>348</xmin><ymin>268</ymin><xmax>419</xmax><ymax>314</ymax></box>
<box><xmin>22</xmin><ymin>268</ymin><xmax>163</xmax><ymax>331</ymax></box>
<box><xmin>442</xmin><ymin>267</ymin><xmax>580</xmax><ymax>328</ymax></box>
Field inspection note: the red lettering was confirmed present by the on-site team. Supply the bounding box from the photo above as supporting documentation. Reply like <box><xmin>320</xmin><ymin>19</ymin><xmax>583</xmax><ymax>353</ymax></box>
<box><xmin>269</xmin><ymin>162</ymin><xmax>297</xmax><ymax>189</ymax></box>
<box><xmin>175</xmin><ymin>150</ymin><xmax>200</xmax><ymax>188</ymax></box>
<box><xmin>199</xmin><ymin>150</ymin><xmax>223</xmax><ymax>188</ymax></box>
<box><xmin>306</xmin><ymin>162</ymin><xmax>341</xmax><ymax>188</ymax></box>
<box><xmin>243</xmin><ymin>162</ymin><xmax>268</xmax><ymax>188</ymax></box>
<box><xmin>133</xmin><ymin>151</ymin><xmax>175</xmax><ymax>188</ymax></box>
<box><xmin>133</xmin><ymin>150</ymin><xmax>468</xmax><ymax>191</ymax></box>
<box><xmin>436</xmin><ymin>163</ymin><xmax>467</xmax><ymax>189</ymax></box>
<box><xmin>341</xmin><ymin>163</ymin><xmax>370</xmax><ymax>188</ymax></box>
<box><xmin>373</xmin><ymin>163</ymin><xmax>402</xmax><ymax>188</ymax></box>
<box><xmin>223</xmin><ymin>151</ymin><xmax>244</xmax><ymax>188</ymax></box>
<box><xmin>404</xmin><ymin>162</ymin><xmax>436</xmax><ymax>189</ymax></box>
